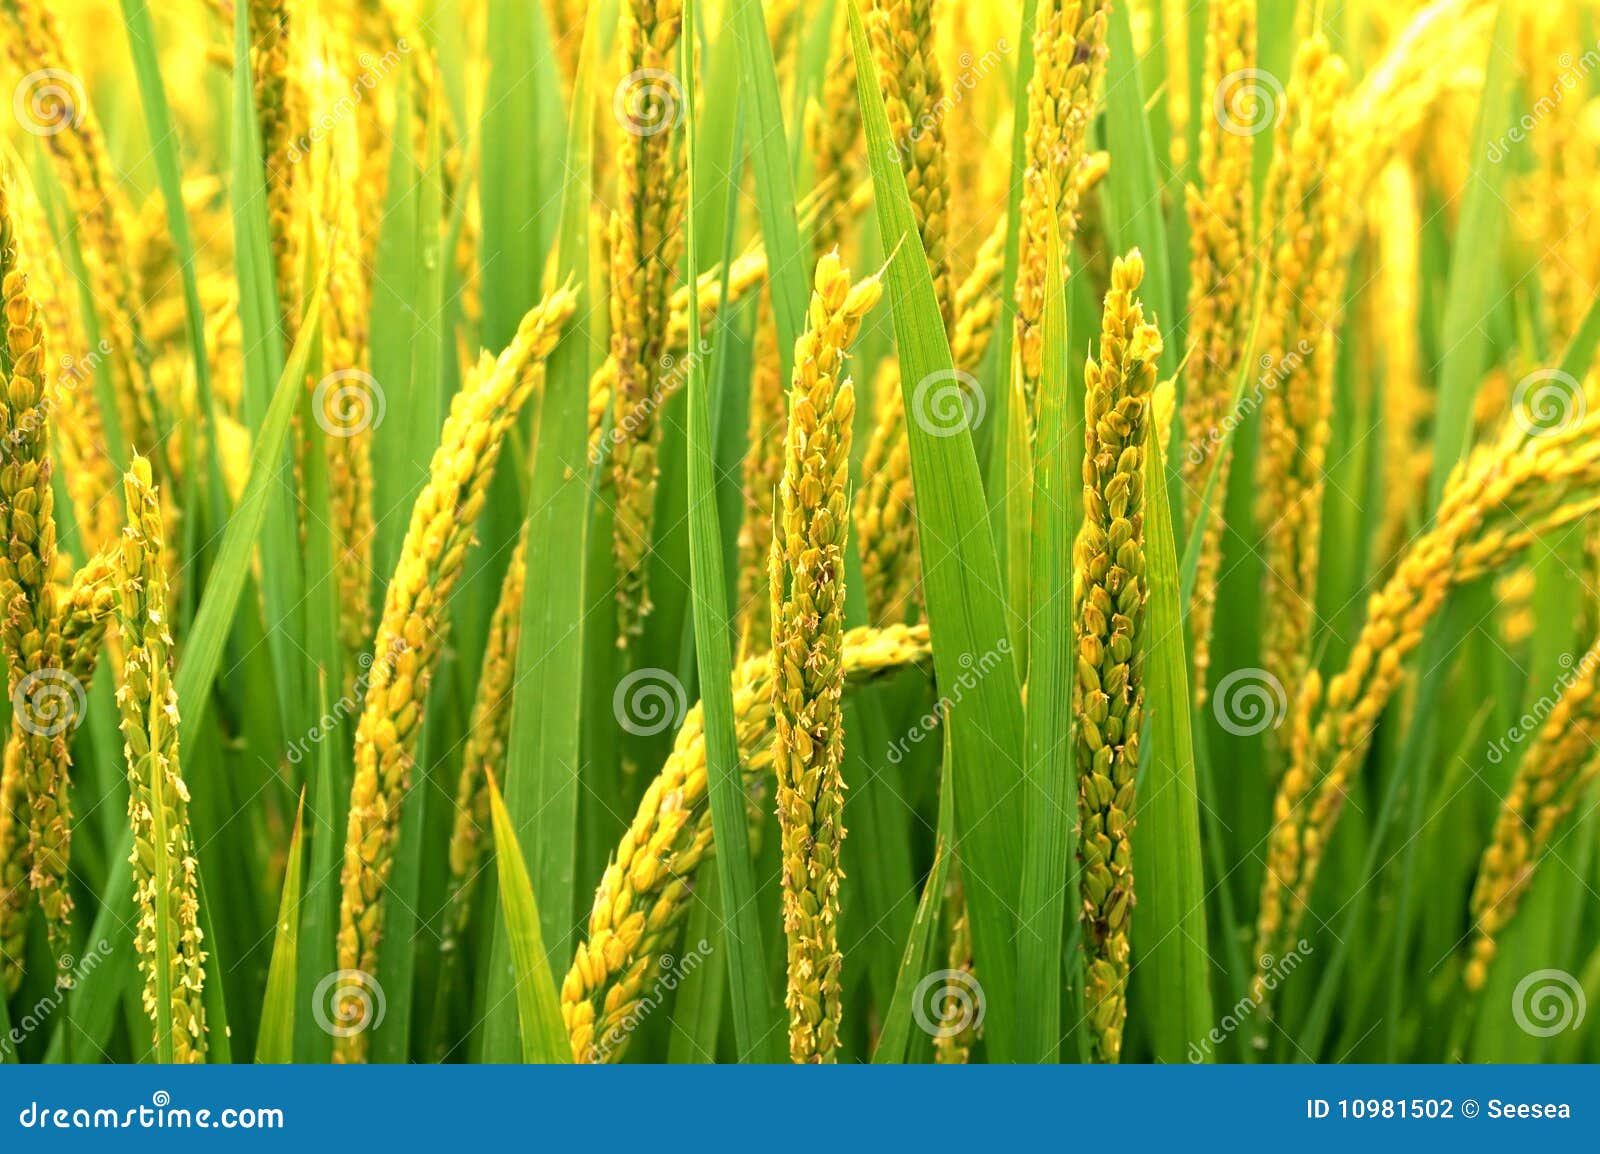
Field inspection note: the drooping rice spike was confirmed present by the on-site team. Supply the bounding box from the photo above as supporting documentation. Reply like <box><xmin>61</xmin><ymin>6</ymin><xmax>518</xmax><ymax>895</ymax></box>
<box><xmin>563</xmin><ymin>623</ymin><xmax>932</xmax><ymax>1063</ymax></box>
<box><xmin>1075</xmin><ymin>250</ymin><xmax>1162</xmax><ymax>1064</ymax></box>
<box><xmin>1465</xmin><ymin>635</ymin><xmax>1600</xmax><ymax>991</ymax></box>
<box><xmin>1255</xmin><ymin>411</ymin><xmax>1600</xmax><ymax>988</ymax></box>
<box><xmin>1014</xmin><ymin>0</ymin><xmax>1111</xmax><ymax>425</ymax></box>
<box><xmin>0</xmin><ymin>183</ymin><xmax>75</xmax><ymax>975</ymax></box>
<box><xmin>334</xmin><ymin>285</ymin><xmax>576</xmax><ymax>1063</ymax></box>
<box><xmin>1254</xmin><ymin>33</ymin><xmax>1351</xmax><ymax>719</ymax></box>
<box><xmin>441</xmin><ymin>531</ymin><xmax>528</xmax><ymax>957</ymax></box>
<box><xmin>1180</xmin><ymin>0</ymin><xmax>1255</xmax><ymax>708</ymax></box>
<box><xmin>769</xmin><ymin>252</ymin><xmax>881</xmax><ymax>1062</ymax></box>
<box><xmin>0</xmin><ymin>0</ymin><xmax>161</xmax><ymax>457</ymax></box>
<box><xmin>248</xmin><ymin>0</ymin><xmax>304</xmax><ymax>344</ymax></box>
<box><xmin>608</xmin><ymin>0</ymin><xmax>687</xmax><ymax>649</ymax></box>
<box><xmin>115</xmin><ymin>457</ymin><xmax>208</xmax><ymax>1063</ymax></box>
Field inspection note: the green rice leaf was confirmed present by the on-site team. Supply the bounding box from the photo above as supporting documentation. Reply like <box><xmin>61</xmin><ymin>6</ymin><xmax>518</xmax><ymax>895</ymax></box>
<box><xmin>1130</xmin><ymin>405</ymin><xmax>1213</xmax><ymax>1062</ymax></box>
<box><xmin>848</xmin><ymin>0</ymin><xmax>1027</xmax><ymax>1061</ymax></box>
<box><xmin>1015</xmin><ymin>217</ymin><xmax>1077</xmax><ymax>1063</ymax></box>
<box><xmin>481</xmin><ymin>1</ymin><xmax>600</xmax><ymax>1064</ymax></box>
<box><xmin>735</xmin><ymin>0</ymin><xmax>806</xmax><ymax>377</ymax></box>
<box><xmin>681</xmin><ymin>5</ymin><xmax>777</xmax><ymax>1061</ymax></box>
<box><xmin>254</xmin><ymin>792</ymin><xmax>306</xmax><ymax>1063</ymax></box>
<box><xmin>872</xmin><ymin>736</ymin><xmax>956</xmax><ymax>1064</ymax></box>
<box><xmin>486</xmin><ymin>776</ymin><xmax>571</xmax><ymax>1063</ymax></box>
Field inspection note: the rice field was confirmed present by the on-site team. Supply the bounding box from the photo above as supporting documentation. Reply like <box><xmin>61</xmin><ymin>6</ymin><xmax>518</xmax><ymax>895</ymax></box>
<box><xmin>0</xmin><ymin>0</ymin><xmax>1597</xmax><ymax>1066</ymax></box>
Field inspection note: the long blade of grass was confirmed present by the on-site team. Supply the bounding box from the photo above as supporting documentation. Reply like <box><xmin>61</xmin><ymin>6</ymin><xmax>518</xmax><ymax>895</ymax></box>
<box><xmin>481</xmin><ymin>2</ymin><xmax>599</xmax><ymax>1064</ymax></box>
<box><xmin>1129</xmin><ymin>401</ymin><xmax>1214</xmax><ymax>1061</ymax></box>
<box><xmin>254</xmin><ymin>792</ymin><xmax>306</xmax><ymax>1063</ymax></box>
<box><xmin>682</xmin><ymin>5</ymin><xmax>777</xmax><ymax>1061</ymax></box>
<box><xmin>1427</xmin><ymin>1</ymin><xmax>1514</xmax><ymax>505</ymax></box>
<box><xmin>734</xmin><ymin>0</ymin><xmax>806</xmax><ymax>376</ymax></box>
<box><xmin>485</xmin><ymin>776</ymin><xmax>571</xmax><ymax>1063</ymax></box>
<box><xmin>229</xmin><ymin>0</ymin><xmax>308</xmax><ymax>740</ymax></box>
<box><xmin>1015</xmin><ymin>218</ymin><xmax>1078</xmax><ymax>1063</ymax></box>
<box><xmin>119</xmin><ymin>0</ymin><xmax>229</xmax><ymax>528</ymax></box>
<box><xmin>1102</xmin><ymin>1</ymin><xmax>1173</xmax><ymax>376</ymax></box>
<box><xmin>848</xmin><ymin>0</ymin><xmax>1026</xmax><ymax>1061</ymax></box>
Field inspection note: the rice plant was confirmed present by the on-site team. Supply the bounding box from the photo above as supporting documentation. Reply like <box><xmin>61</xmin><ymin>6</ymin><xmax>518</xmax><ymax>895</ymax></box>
<box><xmin>0</xmin><ymin>0</ymin><xmax>1597</xmax><ymax>1067</ymax></box>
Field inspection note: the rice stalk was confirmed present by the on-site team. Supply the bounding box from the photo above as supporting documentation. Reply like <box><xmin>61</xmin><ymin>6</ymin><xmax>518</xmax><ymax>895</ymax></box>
<box><xmin>115</xmin><ymin>456</ymin><xmax>207</xmax><ymax>1064</ymax></box>
<box><xmin>1255</xmin><ymin>32</ymin><xmax>1351</xmax><ymax>717</ymax></box>
<box><xmin>1014</xmin><ymin>0</ymin><xmax>1111</xmax><ymax>425</ymax></box>
<box><xmin>735</xmin><ymin>294</ymin><xmax>785</xmax><ymax>661</ymax></box>
<box><xmin>0</xmin><ymin>183</ymin><xmax>74</xmax><ymax>974</ymax></box>
<box><xmin>1180</xmin><ymin>0</ymin><xmax>1255</xmax><ymax>707</ymax></box>
<box><xmin>0</xmin><ymin>0</ymin><xmax>160</xmax><ymax>456</ymax></box>
<box><xmin>248</xmin><ymin>0</ymin><xmax>304</xmax><ymax>344</ymax></box>
<box><xmin>1075</xmin><ymin>249</ymin><xmax>1162</xmax><ymax>1064</ymax></box>
<box><xmin>769</xmin><ymin>252</ymin><xmax>881</xmax><ymax>1062</ymax></box>
<box><xmin>333</xmin><ymin>285</ymin><xmax>576</xmax><ymax>1063</ymax></box>
<box><xmin>608</xmin><ymin>0</ymin><xmax>687</xmax><ymax>649</ymax></box>
<box><xmin>866</xmin><ymin>0</ymin><xmax>954</xmax><ymax>322</ymax></box>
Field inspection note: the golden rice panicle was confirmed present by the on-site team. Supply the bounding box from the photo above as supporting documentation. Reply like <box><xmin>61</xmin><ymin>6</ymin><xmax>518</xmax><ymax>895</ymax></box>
<box><xmin>867</xmin><ymin>0</ymin><xmax>953</xmax><ymax>322</ymax></box>
<box><xmin>115</xmin><ymin>457</ymin><xmax>207</xmax><ymax>1063</ymax></box>
<box><xmin>0</xmin><ymin>185</ymin><xmax>76</xmax><ymax>973</ymax></box>
<box><xmin>806</xmin><ymin>9</ymin><xmax>861</xmax><ymax>263</ymax></box>
<box><xmin>735</xmin><ymin>298</ymin><xmax>786</xmax><ymax>661</ymax></box>
<box><xmin>1465</xmin><ymin>639</ymin><xmax>1600</xmax><ymax>992</ymax></box>
<box><xmin>1346</xmin><ymin>0</ymin><xmax>1496</xmax><ymax>188</ymax></box>
<box><xmin>563</xmin><ymin>622</ymin><xmax>932</xmax><ymax>1062</ymax></box>
<box><xmin>2</xmin><ymin>544</ymin><xmax>116</xmax><ymax>993</ymax></box>
<box><xmin>1255</xmin><ymin>33</ymin><xmax>1350</xmax><ymax>707</ymax></box>
<box><xmin>769</xmin><ymin>252</ymin><xmax>881</xmax><ymax>1063</ymax></box>
<box><xmin>334</xmin><ymin>285</ymin><xmax>576</xmax><ymax>1063</ymax></box>
<box><xmin>1015</xmin><ymin>0</ymin><xmax>1111</xmax><ymax>422</ymax></box>
<box><xmin>0</xmin><ymin>730</ymin><xmax>26</xmax><ymax>992</ymax></box>
<box><xmin>315</xmin><ymin>148</ymin><xmax>377</xmax><ymax>696</ymax></box>
<box><xmin>1254</xmin><ymin>411</ymin><xmax>1600</xmax><ymax>972</ymax></box>
<box><xmin>0</xmin><ymin>0</ymin><xmax>159</xmax><ymax>456</ymax></box>
<box><xmin>248</xmin><ymin>0</ymin><xmax>303</xmax><ymax>342</ymax></box>
<box><xmin>856</xmin><ymin>360</ymin><xmax>920</xmax><ymax>627</ymax></box>
<box><xmin>1180</xmin><ymin>0</ymin><xmax>1256</xmax><ymax>707</ymax></box>
<box><xmin>934</xmin><ymin>875</ymin><xmax>977</xmax><ymax>1063</ymax></box>
<box><xmin>1076</xmin><ymin>250</ymin><xmax>1161</xmax><ymax>1064</ymax></box>
<box><xmin>442</xmin><ymin>532</ymin><xmax>527</xmax><ymax>955</ymax></box>
<box><xmin>609</xmin><ymin>0</ymin><xmax>687</xmax><ymax>649</ymax></box>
